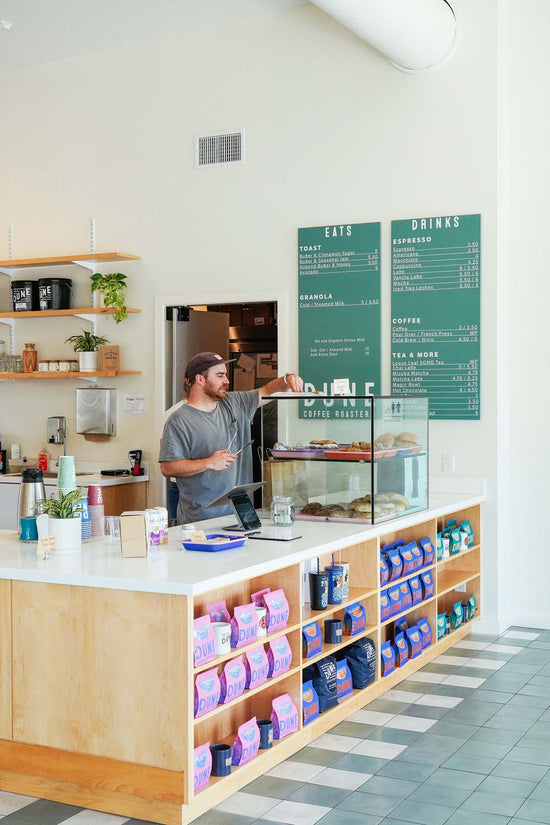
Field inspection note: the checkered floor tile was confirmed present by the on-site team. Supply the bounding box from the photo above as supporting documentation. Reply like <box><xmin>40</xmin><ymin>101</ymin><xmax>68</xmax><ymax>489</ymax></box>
<box><xmin>3</xmin><ymin>626</ymin><xmax>550</xmax><ymax>825</ymax></box>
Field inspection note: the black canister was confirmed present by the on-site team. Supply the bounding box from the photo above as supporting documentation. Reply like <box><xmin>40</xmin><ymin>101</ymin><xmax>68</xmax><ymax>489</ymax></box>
<box><xmin>11</xmin><ymin>280</ymin><xmax>38</xmax><ymax>311</ymax></box>
<box><xmin>38</xmin><ymin>278</ymin><xmax>72</xmax><ymax>310</ymax></box>
<box><xmin>209</xmin><ymin>743</ymin><xmax>231</xmax><ymax>776</ymax></box>
<box><xmin>257</xmin><ymin>719</ymin><xmax>273</xmax><ymax>749</ymax></box>
<box><xmin>324</xmin><ymin>618</ymin><xmax>343</xmax><ymax>644</ymax></box>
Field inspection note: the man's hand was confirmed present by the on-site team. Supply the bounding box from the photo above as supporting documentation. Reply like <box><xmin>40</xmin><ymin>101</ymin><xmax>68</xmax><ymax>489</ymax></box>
<box><xmin>160</xmin><ymin>450</ymin><xmax>235</xmax><ymax>478</ymax></box>
<box><xmin>284</xmin><ymin>373</ymin><xmax>304</xmax><ymax>393</ymax></box>
<box><xmin>207</xmin><ymin>449</ymin><xmax>236</xmax><ymax>471</ymax></box>
<box><xmin>259</xmin><ymin>372</ymin><xmax>304</xmax><ymax>399</ymax></box>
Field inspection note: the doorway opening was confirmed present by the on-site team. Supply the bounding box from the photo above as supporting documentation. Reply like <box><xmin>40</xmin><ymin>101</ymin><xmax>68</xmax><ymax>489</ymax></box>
<box><xmin>163</xmin><ymin>299</ymin><xmax>279</xmax><ymax>518</ymax></box>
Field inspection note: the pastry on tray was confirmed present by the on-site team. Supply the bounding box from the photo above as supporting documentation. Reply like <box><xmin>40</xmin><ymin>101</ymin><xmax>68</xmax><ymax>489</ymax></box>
<box><xmin>374</xmin><ymin>432</ymin><xmax>395</xmax><ymax>450</ymax></box>
<box><xmin>395</xmin><ymin>431</ymin><xmax>419</xmax><ymax>447</ymax></box>
<box><xmin>301</xmin><ymin>502</ymin><xmax>324</xmax><ymax>515</ymax></box>
<box><xmin>309</xmin><ymin>439</ymin><xmax>339</xmax><ymax>449</ymax></box>
<box><xmin>318</xmin><ymin>504</ymin><xmax>351</xmax><ymax>517</ymax></box>
<box><xmin>346</xmin><ymin>441</ymin><xmax>371</xmax><ymax>451</ymax></box>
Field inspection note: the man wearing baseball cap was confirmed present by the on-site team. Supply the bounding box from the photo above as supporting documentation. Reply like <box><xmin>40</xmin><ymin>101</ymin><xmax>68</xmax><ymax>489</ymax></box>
<box><xmin>159</xmin><ymin>352</ymin><xmax>303</xmax><ymax>524</ymax></box>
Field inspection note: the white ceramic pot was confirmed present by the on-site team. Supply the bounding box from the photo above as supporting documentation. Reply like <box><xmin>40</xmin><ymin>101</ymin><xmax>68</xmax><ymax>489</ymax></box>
<box><xmin>48</xmin><ymin>515</ymin><xmax>82</xmax><ymax>554</ymax></box>
<box><xmin>93</xmin><ymin>291</ymin><xmax>105</xmax><ymax>310</ymax></box>
<box><xmin>79</xmin><ymin>351</ymin><xmax>98</xmax><ymax>372</ymax></box>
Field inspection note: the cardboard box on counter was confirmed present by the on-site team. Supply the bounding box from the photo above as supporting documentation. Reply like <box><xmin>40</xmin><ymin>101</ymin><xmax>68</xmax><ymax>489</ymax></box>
<box><xmin>120</xmin><ymin>512</ymin><xmax>147</xmax><ymax>557</ymax></box>
<box><xmin>99</xmin><ymin>345</ymin><xmax>120</xmax><ymax>373</ymax></box>
<box><xmin>242</xmin><ymin>304</ymin><xmax>271</xmax><ymax>326</ymax></box>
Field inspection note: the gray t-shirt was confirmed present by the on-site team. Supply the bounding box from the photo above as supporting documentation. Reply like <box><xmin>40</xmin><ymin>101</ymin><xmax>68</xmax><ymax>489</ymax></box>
<box><xmin>159</xmin><ymin>390</ymin><xmax>259</xmax><ymax>524</ymax></box>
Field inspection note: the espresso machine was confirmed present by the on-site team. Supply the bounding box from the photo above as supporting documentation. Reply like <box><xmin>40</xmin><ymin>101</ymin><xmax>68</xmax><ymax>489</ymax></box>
<box><xmin>128</xmin><ymin>449</ymin><xmax>144</xmax><ymax>476</ymax></box>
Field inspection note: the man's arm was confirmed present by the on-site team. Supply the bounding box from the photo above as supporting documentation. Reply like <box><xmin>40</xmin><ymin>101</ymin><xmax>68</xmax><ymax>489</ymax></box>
<box><xmin>258</xmin><ymin>372</ymin><xmax>304</xmax><ymax>398</ymax></box>
<box><xmin>160</xmin><ymin>451</ymin><xmax>236</xmax><ymax>478</ymax></box>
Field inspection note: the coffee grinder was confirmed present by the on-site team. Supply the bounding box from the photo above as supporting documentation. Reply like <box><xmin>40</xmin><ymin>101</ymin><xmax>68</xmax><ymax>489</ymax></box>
<box><xmin>128</xmin><ymin>449</ymin><xmax>144</xmax><ymax>476</ymax></box>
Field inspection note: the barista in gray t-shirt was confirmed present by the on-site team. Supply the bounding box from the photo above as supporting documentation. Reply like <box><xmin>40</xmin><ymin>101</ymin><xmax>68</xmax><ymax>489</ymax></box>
<box><xmin>159</xmin><ymin>351</ymin><xmax>303</xmax><ymax>524</ymax></box>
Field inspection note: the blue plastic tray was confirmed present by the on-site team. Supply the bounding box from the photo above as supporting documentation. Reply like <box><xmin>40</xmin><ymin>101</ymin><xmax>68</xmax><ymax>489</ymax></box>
<box><xmin>182</xmin><ymin>533</ymin><xmax>246</xmax><ymax>552</ymax></box>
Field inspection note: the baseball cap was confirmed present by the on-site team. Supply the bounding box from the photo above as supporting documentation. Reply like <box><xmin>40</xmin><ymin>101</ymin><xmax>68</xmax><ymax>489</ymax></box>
<box><xmin>184</xmin><ymin>352</ymin><xmax>235</xmax><ymax>382</ymax></box>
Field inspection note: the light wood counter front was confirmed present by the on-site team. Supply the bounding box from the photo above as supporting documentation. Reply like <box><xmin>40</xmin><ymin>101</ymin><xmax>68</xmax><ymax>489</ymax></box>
<box><xmin>0</xmin><ymin>493</ymin><xmax>484</xmax><ymax>824</ymax></box>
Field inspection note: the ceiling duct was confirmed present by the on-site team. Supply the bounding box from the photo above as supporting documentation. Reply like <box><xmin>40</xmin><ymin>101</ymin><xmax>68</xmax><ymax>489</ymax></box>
<box><xmin>310</xmin><ymin>0</ymin><xmax>458</xmax><ymax>73</ymax></box>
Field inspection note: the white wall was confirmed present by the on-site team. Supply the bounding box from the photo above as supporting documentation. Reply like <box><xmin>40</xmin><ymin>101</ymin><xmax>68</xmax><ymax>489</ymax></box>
<box><xmin>1</xmin><ymin>0</ymin><xmax>528</xmax><ymax>629</ymax></box>
<box><xmin>498</xmin><ymin>0</ymin><xmax>550</xmax><ymax>629</ymax></box>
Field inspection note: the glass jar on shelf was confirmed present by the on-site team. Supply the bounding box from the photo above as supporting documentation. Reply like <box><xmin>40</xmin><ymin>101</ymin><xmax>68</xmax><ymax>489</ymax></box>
<box><xmin>22</xmin><ymin>343</ymin><xmax>38</xmax><ymax>373</ymax></box>
<box><xmin>269</xmin><ymin>496</ymin><xmax>295</xmax><ymax>526</ymax></box>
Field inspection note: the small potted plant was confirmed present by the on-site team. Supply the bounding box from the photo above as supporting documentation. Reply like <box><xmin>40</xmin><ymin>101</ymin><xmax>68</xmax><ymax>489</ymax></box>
<box><xmin>65</xmin><ymin>329</ymin><xmax>110</xmax><ymax>372</ymax></box>
<box><xmin>35</xmin><ymin>488</ymin><xmax>84</xmax><ymax>554</ymax></box>
<box><xmin>91</xmin><ymin>272</ymin><xmax>128</xmax><ymax>323</ymax></box>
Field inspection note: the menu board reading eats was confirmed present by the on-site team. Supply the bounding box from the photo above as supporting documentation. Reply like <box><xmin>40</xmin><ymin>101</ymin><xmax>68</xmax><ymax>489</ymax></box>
<box><xmin>298</xmin><ymin>222</ymin><xmax>381</xmax><ymax>413</ymax></box>
<box><xmin>391</xmin><ymin>214</ymin><xmax>480</xmax><ymax>420</ymax></box>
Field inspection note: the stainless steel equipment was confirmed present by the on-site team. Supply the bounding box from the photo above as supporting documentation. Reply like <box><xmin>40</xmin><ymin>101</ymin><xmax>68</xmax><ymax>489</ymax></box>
<box><xmin>17</xmin><ymin>468</ymin><xmax>46</xmax><ymax>520</ymax></box>
<box><xmin>76</xmin><ymin>388</ymin><xmax>117</xmax><ymax>435</ymax></box>
<box><xmin>47</xmin><ymin>416</ymin><xmax>66</xmax><ymax>451</ymax></box>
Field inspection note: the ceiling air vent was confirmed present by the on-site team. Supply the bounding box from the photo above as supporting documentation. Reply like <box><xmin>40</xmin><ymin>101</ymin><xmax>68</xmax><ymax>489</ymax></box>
<box><xmin>195</xmin><ymin>130</ymin><xmax>245</xmax><ymax>167</ymax></box>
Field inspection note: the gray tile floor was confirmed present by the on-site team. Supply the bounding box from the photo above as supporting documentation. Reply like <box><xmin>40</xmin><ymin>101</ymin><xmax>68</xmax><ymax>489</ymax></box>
<box><xmin>2</xmin><ymin>627</ymin><xmax>550</xmax><ymax>825</ymax></box>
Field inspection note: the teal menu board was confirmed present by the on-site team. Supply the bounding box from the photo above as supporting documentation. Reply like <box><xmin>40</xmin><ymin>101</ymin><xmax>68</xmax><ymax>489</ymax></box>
<box><xmin>298</xmin><ymin>222</ymin><xmax>381</xmax><ymax>405</ymax></box>
<box><xmin>391</xmin><ymin>214</ymin><xmax>481</xmax><ymax>420</ymax></box>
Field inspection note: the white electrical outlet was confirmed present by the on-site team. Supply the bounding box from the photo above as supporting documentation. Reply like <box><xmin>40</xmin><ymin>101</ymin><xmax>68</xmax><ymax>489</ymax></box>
<box><xmin>443</xmin><ymin>454</ymin><xmax>455</xmax><ymax>473</ymax></box>
<box><xmin>455</xmin><ymin>583</ymin><xmax>466</xmax><ymax>593</ymax></box>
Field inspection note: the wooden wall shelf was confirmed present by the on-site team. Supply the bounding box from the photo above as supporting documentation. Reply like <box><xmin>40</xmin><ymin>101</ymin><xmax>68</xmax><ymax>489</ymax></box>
<box><xmin>0</xmin><ymin>253</ymin><xmax>141</xmax><ymax>269</ymax></box>
<box><xmin>0</xmin><ymin>307</ymin><xmax>141</xmax><ymax>319</ymax></box>
<box><xmin>0</xmin><ymin>371</ymin><xmax>141</xmax><ymax>380</ymax></box>
<box><xmin>0</xmin><ymin>251</ymin><xmax>141</xmax><ymax>375</ymax></box>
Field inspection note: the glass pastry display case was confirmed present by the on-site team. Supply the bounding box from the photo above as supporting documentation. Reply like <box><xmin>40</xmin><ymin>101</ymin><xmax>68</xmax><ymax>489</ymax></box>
<box><xmin>260</xmin><ymin>395</ymin><xmax>429</xmax><ymax>524</ymax></box>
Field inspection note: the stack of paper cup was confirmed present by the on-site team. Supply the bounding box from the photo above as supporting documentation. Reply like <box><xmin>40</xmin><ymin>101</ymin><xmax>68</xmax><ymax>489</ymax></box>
<box><xmin>57</xmin><ymin>455</ymin><xmax>77</xmax><ymax>495</ymax></box>
<box><xmin>87</xmin><ymin>484</ymin><xmax>105</xmax><ymax>538</ymax></box>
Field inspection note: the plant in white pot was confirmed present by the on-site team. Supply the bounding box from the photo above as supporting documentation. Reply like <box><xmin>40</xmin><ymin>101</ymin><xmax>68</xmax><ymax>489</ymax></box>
<box><xmin>65</xmin><ymin>329</ymin><xmax>110</xmax><ymax>372</ymax></box>
<box><xmin>35</xmin><ymin>488</ymin><xmax>84</xmax><ymax>554</ymax></box>
<box><xmin>90</xmin><ymin>272</ymin><xmax>128</xmax><ymax>323</ymax></box>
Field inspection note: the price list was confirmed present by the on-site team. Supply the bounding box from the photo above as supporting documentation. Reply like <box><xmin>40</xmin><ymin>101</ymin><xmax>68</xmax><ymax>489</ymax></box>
<box><xmin>298</xmin><ymin>222</ymin><xmax>381</xmax><ymax>406</ymax></box>
<box><xmin>391</xmin><ymin>214</ymin><xmax>481</xmax><ymax>420</ymax></box>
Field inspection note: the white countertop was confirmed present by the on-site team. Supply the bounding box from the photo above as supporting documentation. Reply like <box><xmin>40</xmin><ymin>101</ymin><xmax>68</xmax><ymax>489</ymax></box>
<box><xmin>0</xmin><ymin>492</ymin><xmax>484</xmax><ymax>596</ymax></box>
<box><xmin>0</xmin><ymin>472</ymin><xmax>148</xmax><ymax>487</ymax></box>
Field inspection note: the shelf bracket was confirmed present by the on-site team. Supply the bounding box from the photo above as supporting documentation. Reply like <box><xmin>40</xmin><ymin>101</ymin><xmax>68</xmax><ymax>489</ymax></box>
<box><xmin>0</xmin><ymin>231</ymin><xmax>14</xmax><ymax>353</ymax></box>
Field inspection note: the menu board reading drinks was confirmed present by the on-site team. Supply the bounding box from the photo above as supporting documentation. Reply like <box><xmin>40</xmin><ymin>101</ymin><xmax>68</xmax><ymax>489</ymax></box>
<box><xmin>298</xmin><ymin>222</ymin><xmax>381</xmax><ymax>410</ymax></box>
<box><xmin>391</xmin><ymin>214</ymin><xmax>481</xmax><ymax>420</ymax></box>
